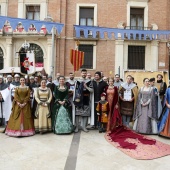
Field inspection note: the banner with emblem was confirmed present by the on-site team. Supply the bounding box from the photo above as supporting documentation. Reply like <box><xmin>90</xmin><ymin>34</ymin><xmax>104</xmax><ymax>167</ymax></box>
<box><xmin>19</xmin><ymin>51</ymin><xmax>35</xmax><ymax>75</ymax></box>
<box><xmin>70</xmin><ymin>49</ymin><xmax>84</xmax><ymax>72</ymax></box>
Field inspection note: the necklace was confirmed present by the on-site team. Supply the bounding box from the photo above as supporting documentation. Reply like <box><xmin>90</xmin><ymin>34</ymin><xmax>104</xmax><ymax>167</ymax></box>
<box><xmin>108</xmin><ymin>85</ymin><xmax>114</xmax><ymax>89</ymax></box>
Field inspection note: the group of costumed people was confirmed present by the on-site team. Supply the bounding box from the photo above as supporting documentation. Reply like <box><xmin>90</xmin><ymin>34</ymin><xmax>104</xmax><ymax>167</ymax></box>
<box><xmin>0</xmin><ymin>70</ymin><xmax>170</xmax><ymax>139</ymax></box>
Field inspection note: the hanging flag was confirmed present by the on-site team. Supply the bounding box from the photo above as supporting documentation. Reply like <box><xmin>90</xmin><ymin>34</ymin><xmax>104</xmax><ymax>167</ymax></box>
<box><xmin>70</xmin><ymin>49</ymin><xmax>84</xmax><ymax>72</ymax></box>
<box><xmin>19</xmin><ymin>51</ymin><xmax>35</xmax><ymax>75</ymax></box>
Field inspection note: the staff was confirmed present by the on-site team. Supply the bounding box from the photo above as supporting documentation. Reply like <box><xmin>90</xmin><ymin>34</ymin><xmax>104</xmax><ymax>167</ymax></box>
<box><xmin>0</xmin><ymin>92</ymin><xmax>4</xmax><ymax>126</ymax></box>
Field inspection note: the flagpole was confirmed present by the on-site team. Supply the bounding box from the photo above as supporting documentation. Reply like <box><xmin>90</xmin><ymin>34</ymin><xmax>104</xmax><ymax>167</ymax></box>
<box><xmin>51</xmin><ymin>26</ymin><xmax>55</xmax><ymax>77</ymax></box>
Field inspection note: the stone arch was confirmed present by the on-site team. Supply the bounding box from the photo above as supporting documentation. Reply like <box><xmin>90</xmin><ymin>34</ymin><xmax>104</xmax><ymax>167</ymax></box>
<box><xmin>19</xmin><ymin>43</ymin><xmax>44</xmax><ymax>67</ymax></box>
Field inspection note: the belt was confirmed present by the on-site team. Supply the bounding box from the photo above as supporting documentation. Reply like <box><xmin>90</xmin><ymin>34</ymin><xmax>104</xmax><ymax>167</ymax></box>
<box><xmin>84</xmin><ymin>94</ymin><xmax>89</xmax><ymax>96</ymax></box>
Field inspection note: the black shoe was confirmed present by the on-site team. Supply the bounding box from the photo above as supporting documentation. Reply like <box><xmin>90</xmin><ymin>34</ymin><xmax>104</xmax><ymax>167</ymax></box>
<box><xmin>102</xmin><ymin>129</ymin><xmax>106</xmax><ymax>133</ymax></box>
<box><xmin>99</xmin><ymin>130</ymin><xmax>102</xmax><ymax>133</ymax></box>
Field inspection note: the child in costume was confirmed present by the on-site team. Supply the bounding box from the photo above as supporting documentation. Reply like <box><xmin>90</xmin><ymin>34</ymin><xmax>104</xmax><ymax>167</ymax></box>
<box><xmin>96</xmin><ymin>92</ymin><xmax>109</xmax><ymax>133</ymax></box>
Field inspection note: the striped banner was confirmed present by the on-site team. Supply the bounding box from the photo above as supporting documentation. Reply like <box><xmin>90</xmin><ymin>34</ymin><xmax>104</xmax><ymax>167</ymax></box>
<box><xmin>70</xmin><ymin>49</ymin><xmax>84</xmax><ymax>72</ymax></box>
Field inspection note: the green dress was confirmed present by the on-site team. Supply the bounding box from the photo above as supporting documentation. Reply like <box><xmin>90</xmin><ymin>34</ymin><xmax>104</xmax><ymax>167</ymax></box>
<box><xmin>52</xmin><ymin>86</ymin><xmax>73</xmax><ymax>134</ymax></box>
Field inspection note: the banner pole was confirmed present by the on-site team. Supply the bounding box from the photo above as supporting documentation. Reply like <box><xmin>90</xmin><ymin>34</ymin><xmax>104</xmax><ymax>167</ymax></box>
<box><xmin>51</xmin><ymin>26</ymin><xmax>55</xmax><ymax>77</ymax></box>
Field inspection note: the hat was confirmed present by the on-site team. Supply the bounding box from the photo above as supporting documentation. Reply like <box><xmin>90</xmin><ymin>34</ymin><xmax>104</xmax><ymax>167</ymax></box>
<box><xmin>29</xmin><ymin>76</ymin><xmax>34</xmax><ymax>79</ymax></box>
<box><xmin>14</xmin><ymin>74</ymin><xmax>20</xmax><ymax>78</ymax></box>
<box><xmin>48</xmin><ymin>75</ymin><xmax>52</xmax><ymax>78</ymax></box>
<box><xmin>7</xmin><ymin>75</ymin><xmax>12</xmax><ymax>78</ymax></box>
<box><xmin>101</xmin><ymin>92</ymin><xmax>106</xmax><ymax>97</ymax></box>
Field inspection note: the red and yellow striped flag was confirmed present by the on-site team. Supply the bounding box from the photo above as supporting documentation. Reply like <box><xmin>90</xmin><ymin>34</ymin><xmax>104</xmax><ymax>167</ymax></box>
<box><xmin>70</xmin><ymin>49</ymin><xmax>84</xmax><ymax>72</ymax></box>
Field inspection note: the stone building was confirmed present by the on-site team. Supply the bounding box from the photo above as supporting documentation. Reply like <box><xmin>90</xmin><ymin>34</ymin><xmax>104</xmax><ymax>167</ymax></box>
<box><xmin>0</xmin><ymin>0</ymin><xmax>170</xmax><ymax>78</ymax></box>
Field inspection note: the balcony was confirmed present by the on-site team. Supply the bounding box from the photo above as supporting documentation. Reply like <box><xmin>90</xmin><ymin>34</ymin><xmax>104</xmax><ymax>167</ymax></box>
<box><xmin>124</xmin><ymin>26</ymin><xmax>153</xmax><ymax>40</ymax></box>
<box><xmin>73</xmin><ymin>28</ymin><xmax>99</xmax><ymax>41</ymax></box>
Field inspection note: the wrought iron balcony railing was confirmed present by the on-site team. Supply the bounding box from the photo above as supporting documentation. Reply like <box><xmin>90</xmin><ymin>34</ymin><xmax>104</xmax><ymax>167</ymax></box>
<box><xmin>125</xmin><ymin>26</ymin><xmax>152</xmax><ymax>30</ymax></box>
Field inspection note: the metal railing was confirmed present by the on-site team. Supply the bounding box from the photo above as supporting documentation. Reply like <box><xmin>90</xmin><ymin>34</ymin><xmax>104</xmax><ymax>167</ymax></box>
<box><xmin>125</xmin><ymin>26</ymin><xmax>152</xmax><ymax>30</ymax></box>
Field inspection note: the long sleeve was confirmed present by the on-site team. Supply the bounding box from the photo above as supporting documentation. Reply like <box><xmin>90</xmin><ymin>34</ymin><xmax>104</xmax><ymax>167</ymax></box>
<box><xmin>47</xmin><ymin>89</ymin><xmax>52</xmax><ymax>103</ymax></box>
<box><xmin>14</xmin><ymin>88</ymin><xmax>21</xmax><ymax>103</ymax></box>
<box><xmin>96</xmin><ymin>102</ymin><xmax>100</xmax><ymax>112</ymax></box>
<box><xmin>23</xmin><ymin>88</ymin><xmax>30</xmax><ymax>103</ymax></box>
<box><xmin>54</xmin><ymin>86</ymin><xmax>60</xmax><ymax>102</ymax></box>
<box><xmin>34</xmin><ymin>88</ymin><xmax>41</xmax><ymax>104</ymax></box>
<box><xmin>160</xmin><ymin>82</ymin><xmax>167</xmax><ymax>96</ymax></box>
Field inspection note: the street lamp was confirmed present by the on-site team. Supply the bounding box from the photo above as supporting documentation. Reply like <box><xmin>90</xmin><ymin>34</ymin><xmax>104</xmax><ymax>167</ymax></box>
<box><xmin>22</xmin><ymin>40</ymin><xmax>30</xmax><ymax>51</ymax></box>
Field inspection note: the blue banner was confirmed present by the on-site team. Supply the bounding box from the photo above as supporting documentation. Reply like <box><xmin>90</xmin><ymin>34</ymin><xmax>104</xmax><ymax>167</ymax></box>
<box><xmin>74</xmin><ymin>25</ymin><xmax>170</xmax><ymax>40</ymax></box>
<box><xmin>0</xmin><ymin>16</ymin><xmax>64</xmax><ymax>34</ymax></box>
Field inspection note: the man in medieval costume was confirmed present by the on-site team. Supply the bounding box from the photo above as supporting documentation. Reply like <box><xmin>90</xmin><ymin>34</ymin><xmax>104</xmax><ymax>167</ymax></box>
<box><xmin>92</xmin><ymin>71</ymin><xmax>108</xmax><ymax>128</ymax></box>
<box><xmin>0</xmin><ymin>75</ymin><xmax>8</xmax><ymax>126</ymax></box>
<box><xmin>6</xmin><ymin>75</ymin><xmax>12</xmax><ymax>87</ymax></box>
<box><xmin>66</xmin><ymin>72</ymin><xmax>76</xmax><ymax>122</ymax></box>
<box><xmin>11</xmin><ymin>74</ymin><xmax>20</xmax><ymax>86</ymax></box>
<box><xmin>73</xmin><ymin>69</ymin><xmax>93</xmax><ymax>132</ymax></box>
<box><xmin>155</xmin><ymin>74</ymin><xmax>167</xmax><ymax>106</ymax></box>
<box><xmin>119</xmin><ymin>75</ymin><xmax>138</xmax><ymax>128</ymax></box>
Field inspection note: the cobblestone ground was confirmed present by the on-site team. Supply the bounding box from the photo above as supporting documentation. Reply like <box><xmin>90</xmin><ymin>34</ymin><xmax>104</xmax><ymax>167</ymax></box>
<box><xmin>0</xmin><ymin>127</ymin><xmax>169</xmax><ymax>170</ymax></box>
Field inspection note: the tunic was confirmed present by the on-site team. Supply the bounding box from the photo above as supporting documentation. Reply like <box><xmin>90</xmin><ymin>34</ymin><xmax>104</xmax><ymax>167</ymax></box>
<box><xmin>119</xmin><ymin>87</ymin><xmax>134</xmax><ymax>116</ymax></box>
<box><xmin>34</xmin><ymin>87</ymin><xmax>52</xmax><ymax>132</ymax></box>
<box><xmin>5</xmin><ymin>86</ymin><xmax>35</xmax><ymax>137</ymax></box>
<box><xmin>96</xmin><ymin>101</ymin><xmax>109</xmax><ymax>123</ymax></box>
<box><xmin>74</xmin><ymin>79</ymin><xmax>93</xmax><ymax>117</ymax></box>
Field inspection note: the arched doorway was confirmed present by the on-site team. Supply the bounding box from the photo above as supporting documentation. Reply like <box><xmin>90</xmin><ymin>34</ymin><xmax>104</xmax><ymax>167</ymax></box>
<box><xmin>0</xmin><ymin>47</ymin><xmax>4</xmax><ymax>70</ymax></box>
<box><xmin>19</xmin><ymin>43</ymin><xmax>44</xmax><ymax>67</ymax></box>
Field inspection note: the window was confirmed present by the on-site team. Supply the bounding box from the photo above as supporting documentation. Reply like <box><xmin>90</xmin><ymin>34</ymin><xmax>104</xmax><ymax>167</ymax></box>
<box><xmin>0</xmin><ymin>47</ymin><xmax>4</xmax><ymax>70</ymax></box>
<box><xmin>26</xmin><ymin>5</ymin><xmax>40</xmax><ymax>20</ymax></box>
<box><xmin>128</xmin><ymin>46</ymin><xmax>145</xmax><ymax>69</ymax></box>
<box><xmin>130</xmin><ymin>8</ymin><xmax>144</xmax><ymax>30</ymax></box>
<box><xmin>79</xmin><ymin>8</ymin><xmax>94</xmax><ymax>26</ymax></box>
<box><xmin>79</xmin><ymin>45</ymin><xmax>93</xmax><ymax>69</ymax></box>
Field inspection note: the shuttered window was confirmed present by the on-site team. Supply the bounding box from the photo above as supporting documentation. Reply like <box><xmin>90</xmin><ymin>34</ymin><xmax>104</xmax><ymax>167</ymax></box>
<box><xmin>128</xmin><ymin>46</ymin><xmax>145</xmax><ymax>69</ymax></box>
<box><xmin>79</xmin><ymin>45</ymin><xmax>93</xmax><ymax>69</ymax></box>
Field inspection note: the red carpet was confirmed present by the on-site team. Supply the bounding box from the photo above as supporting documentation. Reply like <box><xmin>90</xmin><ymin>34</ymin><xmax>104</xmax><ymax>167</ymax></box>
<box><xmin>105</xmin><ymin>126</ymin><xmax>170</xmax><ymax>160</ymax></box>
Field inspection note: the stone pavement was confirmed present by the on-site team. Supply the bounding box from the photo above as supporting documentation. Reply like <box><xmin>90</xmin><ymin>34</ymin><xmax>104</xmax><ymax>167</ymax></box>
<box><xmin>0</xmin><ymin>128</ymin><xmax>170</xmax><ymax>170</ymax></box>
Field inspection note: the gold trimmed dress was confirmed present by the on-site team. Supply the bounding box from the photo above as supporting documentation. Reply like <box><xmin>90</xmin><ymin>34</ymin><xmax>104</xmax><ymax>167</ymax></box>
<box><xmin>5</xmin><ymin>86</ymin><xmax>35</xmax><ymax>137</ymax></box>
<box><xmin>34</xmin><ymin>87</ymin><xmax>52</xmax><ymax>133</ymax></box>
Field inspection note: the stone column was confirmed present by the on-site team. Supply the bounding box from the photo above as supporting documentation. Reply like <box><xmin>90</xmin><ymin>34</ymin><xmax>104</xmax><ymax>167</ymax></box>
<box><xmin>150</xmin><ymin>40</ymin><xmax>159</xmax><ymax>71</ymax></box>
<box><xmin>18</xmin><ymin>0</ymin><xmax>24</xmax><ymax>18</ymax></box>
<box><xmin>115</xmin><ymin>40</ymin><xmax>124</xmax><ymax>78</ymax></box>
<box><xmin>5</xmin><ymin>37</ymin><xmax>13</xmax><ymax>67</ymax></box>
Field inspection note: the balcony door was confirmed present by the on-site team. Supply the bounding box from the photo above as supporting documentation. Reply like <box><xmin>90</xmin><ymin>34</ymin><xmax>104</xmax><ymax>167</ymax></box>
<box><xmin>130</xmin><ymin>8</ymin><xmax>144</xmax><ymax>30</ymax></box>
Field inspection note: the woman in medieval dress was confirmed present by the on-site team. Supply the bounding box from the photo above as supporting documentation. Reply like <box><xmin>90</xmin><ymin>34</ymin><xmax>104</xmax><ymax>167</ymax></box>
<box><xmin>158</xmin><ymin>88</ymin><xmax>170</xmax><ymax>138</ymax></box>
<box><xmin>5</xmin><ymin>77</ymin><xmax>35</xmax><ymax>137</ymax></box>
<box><xmin>34</xmin><ymin>80</ymin><xmax>52</xmax><ymax>134</ymax></box>
<box><xmin>52</xmin><ymin>76</ymin><xmax>73</xmax><ymax>134</ymax></box>
<box><xmin>133</xmin><ymin>78</ymin><xmax>158</xmax><ymax>134</ymax></box>
<box><xmin>105</xmin><ymin>78</ymin><xmax>120</xmax><ymax>132</ymax></box>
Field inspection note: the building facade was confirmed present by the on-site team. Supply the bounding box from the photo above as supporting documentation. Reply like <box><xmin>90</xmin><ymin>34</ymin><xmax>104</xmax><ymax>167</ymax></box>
<box><xmin>0</xmin><ymin>0</ymin><xmax>170</xmax><ymax>78</ymax></box>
